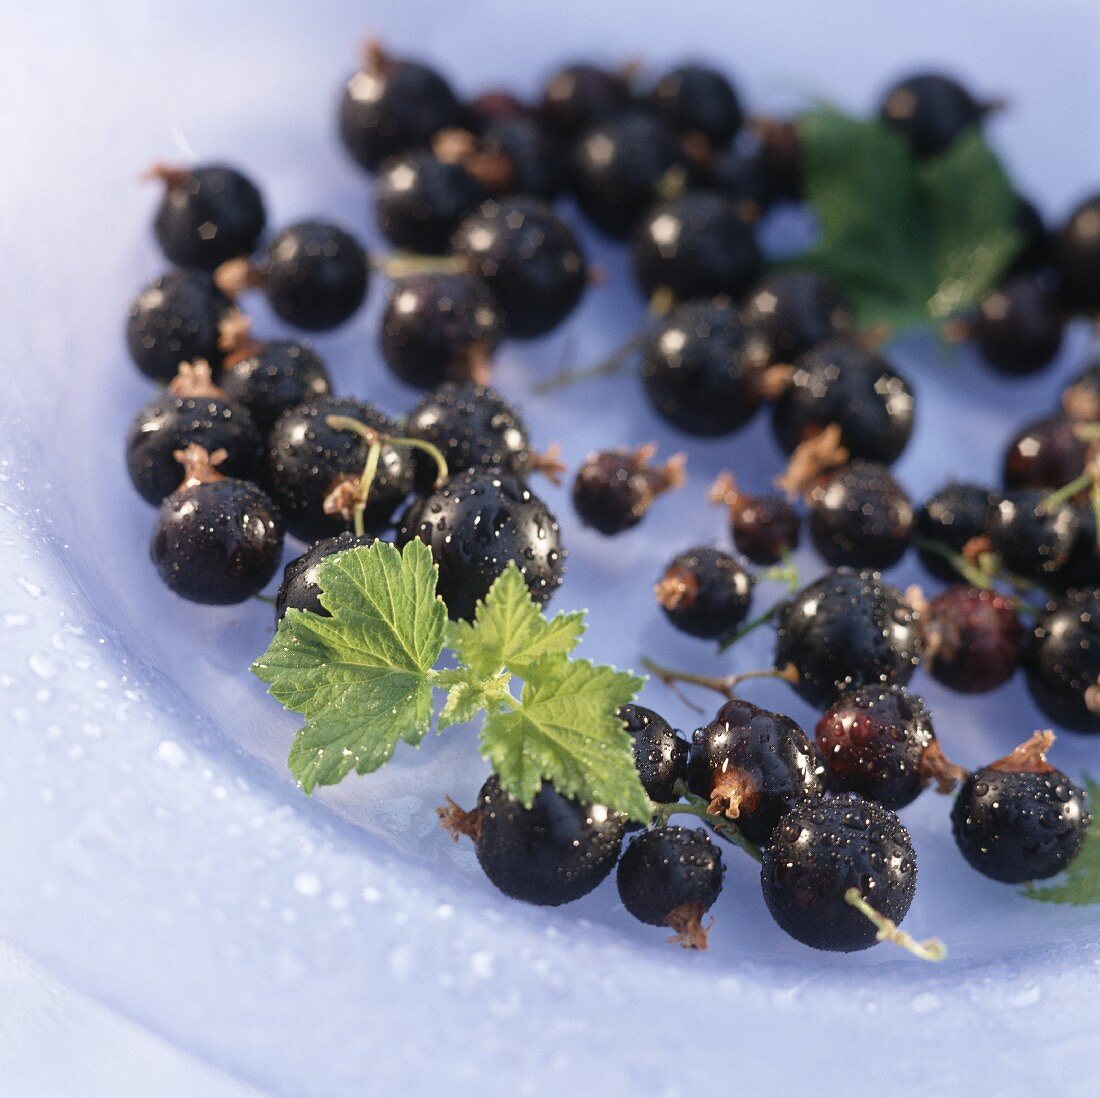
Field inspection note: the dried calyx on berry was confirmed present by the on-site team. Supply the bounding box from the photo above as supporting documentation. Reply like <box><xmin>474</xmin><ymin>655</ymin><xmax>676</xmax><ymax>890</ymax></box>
<box><xmin>655</xmin><ymin>547</ymin><xmax>753</xmax><ymax>640</ymax></box>
<box><xmin>709</xmin><ymin>472</ymin><xmax>800</xmax><ymax>565</ymax></box>
<box><xmin>572</xmin><ymin>444</ymin><xmax>685</xmax><ymax>536</ymax></box>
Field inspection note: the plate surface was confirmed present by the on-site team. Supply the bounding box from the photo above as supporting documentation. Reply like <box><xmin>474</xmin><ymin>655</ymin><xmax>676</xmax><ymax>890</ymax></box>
<box><xmin>1</xmin><ymin>2</ymin><xmax>1099</xmax><ymax>1094</ymax></box>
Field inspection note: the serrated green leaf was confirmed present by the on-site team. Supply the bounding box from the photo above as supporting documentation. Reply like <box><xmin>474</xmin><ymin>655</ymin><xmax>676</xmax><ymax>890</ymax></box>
<box><xmin>436</xmin><ymin>667</ymin><xmax>512</xmax><ymax>731</ymax></box>
<box><xmin>446</xmin><ymin>563</ymin><xmax>585</xmax><ymax>678</ymax></box>
<box><xmin>1023</xmin><ymin>778</ymin><xmax>1100</xmax><ymax>906</ymax></box>
<box><xmin>252</xmin><ymin>540</ymin><xmax>446</xmax><ymax>792</ymax></box>
<box><xmin>479</xmin><ymin>655</ymin><xmax>649</xmax><ymax>822</ymax></box>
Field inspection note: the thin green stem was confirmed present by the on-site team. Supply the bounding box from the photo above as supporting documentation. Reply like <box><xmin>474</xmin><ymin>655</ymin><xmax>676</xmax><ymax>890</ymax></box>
<box><xmin>353</xmin><ymin>443</ymin><xmax>381</xmax><ymax>538</ymax></box>
<box><xmin>843</xmin><ymin>889</ymin><xmax>947</xmax><ymax>962</ymax></box>
<box><xmin>759</xmin><ymin>553</ymin><xmax>800</xmax><ymax>594</ymax></box>
<box><xmin>1041</xmin><ymin>471</ymin><xmax>1094</xmax><ymax>513</ymax></box>
<box><xmin>914</xmin><ymin>538</ymin><xmax>993</xmax><ymax>590</ymax></box>
<box><xmin>533</xmin><ymin>330</ymin><xmax>647</xmax><ymax>395</ymax></box>
<box><xmin>654</xmin><ymin>784</ymin><xmax>763</xmax><ymax>863</ymax></box>
<box><xmin>373</xmin><ymin>253</ymin><xmax>468</xmax><ymax>278</ymax></box>
<box><xmin>717</xmin><ymin>599</ymin><xmax>785</xmax><ymax>652</ymax></box>
<box><xmin>252</xmin><ymin>592</ymin><xmax>278</xmax><ymax>606</ymax></box>
<box><xmin>641</xmin><ymin>657</ymin><xmax>796</xmax><ymax>700</ymax></box>
<box><xmin>392</xmin><ymin>436</ymin><xmax>449</xmax><ymax>487</ymax></box>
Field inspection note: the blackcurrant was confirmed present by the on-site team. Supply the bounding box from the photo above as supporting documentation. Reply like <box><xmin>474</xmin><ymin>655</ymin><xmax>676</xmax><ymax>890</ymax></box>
<box><xmin>655</xmin><ymin>547</ymin><xmax>753</xmax><ymax>640</ymax></box>
<box><xmin>617</xmin><ymin>704</ymin><xmax>688</xmax><ymax>803</ymax></box>
<box><xmin>952</xmin><ymin>731</ymin><xmax>1091</xmax><ymax>882</ymax></box>
<box><xmin>1003</xmin><ymin>415</ymin><xmax>1088</xmax><ymax>492</ymax></box>
<box><xmin>275</xmin><ymin>531</ymin><xmax>374</xmax><ymax>620</ymax></box>
<box><xmin>741</xmin><ymin>270</ymin><xmax>853</xmax><ymax>365</ymax></box>
<box><xmin>539</xmin><ymin>62</ymin><xmax>634</xmax><ymax>137</ymax></box>
<box><xmin>1007</xmin><ymin>196</ymin><xmax>1051</xmax><ymax>277</ymax></box>
<box><xmin>745</xmin><ymin>117</ymin><xmax>803</xmax><ymax>204</ymax></box>
<box><xmin>923</xmin><ymin>585</ymin><xmax>1022</xmax><ymax>693</ymax></box>
<box><xmin>879</xmin><ymin>72</ymin><xmax>990</xmax><ymax>158</ymax></box>
<box><xmin>775</xmin><ymin>569</ymin><xmax>923</xmax><ymax>707</ymax></box>
<box><xmin>987</xmin><ymin>489</ymin><xmax>1078</xmax><ymax>582</ymax></box>
<box><xmin>914</xmin><ymin>481</ymin><xmax>998</xmax><ymax>582</ymax></box>
<box><xmin>709</xmin><ymin>473</ymin><xmax>800</xmax><ymax>566</ymax></box>
<box><xmin>219</xmin><ymin>339</ymin><xmax>331</xmax><ymax>432</ymax></box>
<box><xmin>698</xmin><ymin>146</ymin><xmax>773</xmax><ymax>216</ymax></box>
<box><xmin>572</xmin><ymin>445</ymin><xmax>684</xmax><ymax>536</ymax></box>
<box><xmin>1054</xmin><ymin>193</ymin><xmax>1100</xmax><ymax>314</ymax></box>
<box><xmin>1058</xmin><ymin>503</ymin><xmax>1099</xmax><ymax>592</ymax></box>
<box><xmin>650</xmin><ymin>64</ymin><xmax>743</xmax><ymax>148</ymax></box>
<box><xmin>1026</xmin><ymin>588</ymin><xmax>1100</xmax><ymax>732</ymax></box>
<box><xmin>479</xmin><ymin>116</ymin><xmax>567</xmax><ymax>200</ymax></box>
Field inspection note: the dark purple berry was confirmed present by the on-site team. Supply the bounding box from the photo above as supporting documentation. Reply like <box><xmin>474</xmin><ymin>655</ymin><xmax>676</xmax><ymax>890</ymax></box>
<box><xmin>697</xmin><ymin>146</ymin><xmax>773</xmax><ymax>214</ymax></box>
<box><xmin>650</xmin><ymin>64</ymin><xmax>743</xmax><ymax>147</ymax></box>
<box><xmin>1008</xmin><ymin>196</ymin><xmax>1051</xmax><ymax>277</ymax></box>
<box><xmin>914</xmin><ymin>482</ymin><xmax>998</xmax><ymax>582</ymax></box>
<box><xmin>655</xmin><ymin>547</ymin><xmax>753</xmax><ymax>640</ymax></box>
<box><xmin>709</xmin><ymin>473</ymin><xmax>800</xmax><ymax>566</ymax></box>
<box><xmin>923</xmin><ymin>586</ymin><xmax>1022</xmax><ymax>693</ymax></box>
<box><xmin>539</xmin><ymin>62</ymin><xmax>633</xmax><ymax>137</ymax></box>
<box><xmin>572</xmin><ymin>445</ymin><xmax>684</xmax><ymax>536</ymax></box>
<box><xmin>879</xmin><ymin>71</ymin><xmax>989</xmax><ymax>158</ymax></box>
<box><xmin>1054</xmin><ymin>193</ymin><xmax>1100</xmax><ymax>314</ymax></box>
<box><xmin>466</xmin><ymin>90</ymin><xmax>532</xmax><ymax>130</ymax></box>
<box><xmin>275</xmin><ymin>531</ymin><xmax>374</xmax><ymax>620</ymax></box>
<box><xmin>1026</xmin><ymin>589</ymin><xmax>1100</xmax><ymax>732</ymax></box>
<box><xmin>1003</xmin><ymin>416</ymin><xmax>1088</xmax><ymax>492</ymax></box>
<box><xmin>742</xmin><ymin>270</ymin><xmax>853</xmax><ymax>365</ymax></box>
<box><xmin>617</xmin><ymin>704</ymin><xmax>688</xmax><ymax>804</ymax></box>
<box><xmin>219</xmin><ymin>340</ymin><xmax>331</xmax><ymax>432</ymax></box>
<box><xmin>1058</xmin><ymin>503</ymin><xmax>1099</xmax><ymax>591</ymax></box>
<box><xmin>988</xmin><ymin>489</ymin><xmax>1078</xmax><ymax>581</ymax></box>
<box><xmin>479</xmin><ymin>116</ymin><xmax>567</xmax><ymax>200</ymax></box>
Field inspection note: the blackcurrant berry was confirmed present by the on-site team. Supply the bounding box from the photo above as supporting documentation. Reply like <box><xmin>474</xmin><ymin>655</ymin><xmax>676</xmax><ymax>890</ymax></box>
<box><xmin>539</xmin><ymin>62</ymin><xmax>634</xmax><ymax>137</ymax></box>
<box><xmin>616</xmin><ymin>826</ymin><xmax>725</xmax><ymax>949</ymax></box>
<box><xmin>451</xmin><ymin>197</ymin><xmax>587</xmax><ymax>338</ymax></box>
<box><xmin>151</xmin><ymin>445</ymin><xmax>283</xmax><ymax>605</ymax></box>
<box><xmin>952</xmin><ymin>731</ymin><xmax>1091</xmax><ymax>882</ymax></box>
<box><xmin>1003</xmin><ymin>416</ymin><xmax>1088</xmax><ymax>492</ymax></box>
<box><xmin>697</xmin><ymin>146</ymin><xmax>773</xmax><ymax>215</ymax></box>
<box><xmin>775</xmin><ymin>569</ymin><xmax>923</xmax><ymax>707</ymax></box>
<box><xmin>1061</xmin><ymin>359</ymin><xmax>1100</xmax><ymax>423</ymax></box>
<box><xmin>914</xmin><ymin>481</ymin><xmax>998</xmax><ymax>582</ymax></box>
<box><xmin>268</xmin><ymin>397</ymin><xmax>414</xmax><ymax>542</ymax></box>
<box><xmin>630</xmin><ymin>191</ymin><xmax>762</xmax><ymax>303</ymax></box>
<box><xmin>1058</xmin><ymin>503</ymin><xmax>1099</xmax><ymax>592</ymax></box>
<box><xmin>148</xmin><ymin>163</ymin><xmax>265</xmax><ymax>271</ymax></box>
<box><xmin>479</xmin><ymin>116</ymin><xmax>567</xmax><ymax>200</ymax></box>
<box><xmin>466</xmin><ymin>90</ymin><xmax>532</xmax><ymax>131</ymax></box>
<box><xmin>617</xmin><ymin>704</ymin><xmax>688</xmax><ymax>803</ymax></box>
<box><xmin>572</xmin><ymin>445</ymin><xmax>684</xmax><ymax>536</ymax></box>
<box><xmin>126</xmin><ymin>269</ymin><xmax>235</xmax><ymax>383</ymax></box>
<box><xmin>397</xmin><ymin>467</ymin><xmax>564</xmax><ymax>621</ymax></box>
<box><xmin>879</xmin><ymin>72</ymin><xmax>990</xmax><ymax>158</ymax></box>
<box><xmin>987</xmin><ymin>489</ymin><xmax>1078</xmax><ymax>581</ymax></box>
<box><xmin>275</xmin><ymin>531</ymin><xmax>374</xmax><ymax>620</ymax></box>
<box><xmin>709</xmin><ymin>473</ymin><xmax>800</xmax><ymax>566</ymax></box>
<box><xmin>923</xmin><ymin>586</ymin><xmax>1022</xmax><ymax>693</ymax></box>
<box><xmin>742</xmin><ymin>270</ymin><xmax>853</xmax><ymax>365</ymax></box>
<box><xmin>687</xmin><ymin>698</ymin><xmax>824</xmax><ymax>845</ymax></box>
<box><xmin>771</xmin><ymin>339</ymin><xmax>914</xmax><ymax>465</ymax></box>
<box><xmin>1026</xmin><ymin>588</ymin><xmax>1100</xmax><ymax>732</ymax></box>
<box><xmin>807</xmin><ymin>460</ymin><xmax>914</xmax><ymax>570</ymax></box>
<box><xmin>655</xmin><ymin>547</ymin><xmax>753</xmax><ymax>640</ymax></box>
<box><xmin>219</xmin><ymin>339</ymin><xmax>332</xmax><ymax>432</ymax></box>
<box><xmin>1054</xmin><ymin>193</ymin><xmax>1100</xmax><ymax>314</ymax></box>
<box><xmin>815</xmin><ymin>685</ymin><xmax>963</xmax><ymax>808</ymax></box>
<box><xmin>761</xmin><ymin>793</ymin><xmax>916</xmax><ymax>952</ymax></box>
<box><xmin>650</xmin><ymin>64</ymin><xmax>743</xmax><ymax>148</ymax></box>
<box><xmin>338</xmin><ymin>42</ymin><xmax>461</xmax><ymax>172</ymax></box>
<box><xmin>746</xmin><ymin>117</ymin><xmax>803</xmax><ymax>204</ymax></box>
<box><xmin>571</xmin><ymin>111</ymin><xmax>686</xmax><ymax>239</ymax></box>
<box><xmin>1008</xmin><ymin>196</ymin><xmax>1051</xmax><ymax>277</ymax></box>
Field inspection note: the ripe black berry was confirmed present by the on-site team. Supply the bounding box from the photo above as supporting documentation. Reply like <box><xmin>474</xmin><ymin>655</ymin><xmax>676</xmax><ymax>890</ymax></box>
<box><xmin>1061</xmin><ymin>360</ymin><xmax>1100</xmax><ymax>423</ymax></box>
<box><xmin>275</xmin><ymin>531</ymin><xmax>373</xmax><ymax>620</ymax></box>
<box><xmin>539</xmin><ymin>62</ymin><xmax>633</xmax><ymax>137</ymax></box>
<box><xmin>149</xmin><ymin>163</ymin><xmax>265</xmax><ymax>270</ymax></box>
<box><xmin>1054</xmin><ymin>193</ymin><xmax>1100</xmax><ymax>314</ymax></box>
<box><xmin>923</xmin><ymin>585</ymin><xmax>1022</xmax><ymax>693</ymax></box>
<box><xmin>709</xmin><ymin>473</ymin><xmax>800</xmax><ymax>566</ymax></box>
<box><xmin>630</xmin><ymin>191</ymin><xmax>762</xmax><ymax>302</ymax></box>
<box><xmin>655</xmin><ymin>547</ymin><xmax>753</xmax><ymax>640</ymax></box>
<box><xmin>807</xmin><ymin>460</ymin><xmax>914</xmax><ymax>569</ymax></box>
<box><xmin>987</xmin><ymin>489</ymin><xmax>1078</xmax><ymax>581</ymax></box>
<box><xmin>617</xmin><ymin>704</ymin><xmax>688</xmax><ymax>803</ymax></box>
<box><xmin>461</xmin><ymin>775</ymin><xmax>625</xmax><ymax>906</ymax></box>
<box><xmin>452</xmin><ymin>197</ymin><xmax>587</xmax><ymax>338</ymax></box>
<box><xmin>687</xmin><ymin>698</ymin><xmax>824</xmax><ymax>845</ymax></box>
<box><xmin>151</xmin><ymin>445</ymin><xmax>283</xmax><ymax>605</ymax></box>
<box><xmin>698</xmin><ymin>146</ymin><xmax>773</xmax><ymax>215</ymax></box>
<box><xmin>815</xmin><ymin>686</ymin><xmax>963</xmax><ymax>808</ymax></box>
<box><xmin>1008</xmin><ymin>196</ymin><xmax>1052</xmax><ymax>277</ymax></box>
<box><xmin>761</xmin><ymin>794</ymin><xmax>916</xmax><ymax>952</ymax></box>
<box><xmin>572</xmin><ymin>445</ymin><xmax>684</xmax><ymax>536</ymax></box>
<box><xmin>746</xmin><ymin>117</ymin><xmax>803</xmax><ymax>204</ymax></box>
<box><xmin>650</xmin><ymin>64</ymin><xmax>743</xmax><ymax>147</ymax></box>
<box><xmin>268</xmin><ymin>397</ymin><xmax>414</xmax><ymax>542</ymax></box>
<box><xmin>219</xmin><ymin>339</ymin><xmax>331</xmax><ymax>432</ymax></box>
<box><xmin>879</xmin><ymin>72</ymin><xmax>990</xmax><ymax>158</ymax></box>
<box><xmin>338</xmin><ymin>42</ymin><xmax>461</xmax><ymax>172</ymax></box>
<box><xmin>914</xmin><ymin>481</ymin><xmax>998</xmax><ymax>581</ymax></box>
<box><xmin>742</xmin><ymin>270</ymin><xmax>853</xmax><ymax>365</ymax></box>
<box><xmin>397</xmin><ymin>467</ymin><xmax>564</xmax><ymax>621</ymax></box>
<box><xmin>479</xmin><ymin>116</ymin><xmax>567</xmax><ymax>200</ymax></box>
<box><xmin>775</xmin><ymin>569</ymin><xmax>923</xmax><ymax>707</ymax></box>
<box><xmin>1026</xmin><ymin>588</ymin><xmax>1100</xmax><ymax>732</ymax></box>
<box><xmin>571</xmin><ymin>111</ymin><xmax>686</xmax><ymax>239</ymax></box>
<box><xmin>126</xmin><ymin>269</ymin><xmax>235</xmax><ymax>382</ymax></box>
<box><xmin>1003</xmin><ymin>416</ymin><xmax>1088</xmax><ymax>492</ymax></box>
<box><xmin>616</xmin><ymin>826</ymin><xmax>724</xmax><ymax>949</ymax></box>
<box><xmin>1059</xmin><ymin>503</ymin><xmax>1099</xmax><ymax>591</ymax></box>
<box><xmin>639</xmin><ymin>297</ymin><xmax>769</xmax><ymax>437</ymax></box>
<box><xmin>771</xmin><ymin>339</ymin><xmax>914</xmax><ymax>464</ymax></box>
<box><xmin>951</xmin><ymin>731</ymin><xmax>1091</xmax><ymax>882</ymax></box>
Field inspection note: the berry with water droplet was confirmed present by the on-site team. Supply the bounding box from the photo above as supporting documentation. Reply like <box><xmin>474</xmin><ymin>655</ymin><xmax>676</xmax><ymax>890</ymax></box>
<box><xmin>275</xmin><ymin>531</ymin><xmax>374</xmax><ymax>620</ymax></box>
<box><xmin>1026</xmin><ymin>589</ymin><xmax>1100</xmax><ymax>733</ymax></box>
<box><xmin>617</xmin><ymin>704</ymin><xmax>688</xmax><ymax>804</ymax></box>
<box><xmin>572</xmin><ymin>445</ymin><xmax>685</xmax><ymax>535</ymax></box>
<box><xmin>655</xmin><ymin>547</ymin><xmax>753</xmax><ymax>639</ymax></box>
<box><xmin>923</xmin><ymin>585</ymin><xmax>1022</xmax><ymax>693</ymax></box>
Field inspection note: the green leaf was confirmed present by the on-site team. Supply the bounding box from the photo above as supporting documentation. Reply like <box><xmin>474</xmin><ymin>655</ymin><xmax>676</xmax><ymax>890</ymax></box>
<box><xmin>1023</xmin><ymin>778</ymin><xmax>1100</xmax><ymax>906</ymax></box>
<box><xmin>436</xmin><ymin>667</ymin><xmax>512</xmax><ymax>731</ymax></box>
<box><xmin>447</xmin><ymin>563</ymin><xmax>585</xmax><ymax>678</ymax></box>
<box><xmin>480</xmin><ymin>655</ymin><xmax>650</xmax><ymax>822</ymax></box>
<box><xmin>251</xmin><ymin>540</ymin><xmax>446</xmax><ymax>792</ymax></box>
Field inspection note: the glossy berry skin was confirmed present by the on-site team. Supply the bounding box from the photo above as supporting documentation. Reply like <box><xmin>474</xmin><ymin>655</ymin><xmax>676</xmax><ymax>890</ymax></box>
<box><xmin>219</xmin><ymin>341</ymin><xmax>331</xmax><ymax>432</ymax></box>
<box><xmin>397</xmin><ymin>467</ymin><xmax>564</xmax><ymax>622</ymax></box>
<box><xmin>655</xmin><ymin>547</ymin><xmax>753</xmax><ymax>640</ymax></box>
<box><xmin>275</xmin><ymin>531</ymin><xmax>373</xmax><ymax>620</ymax></box>
<box><xmin>631</xmin><ymin>191</ymin><xmax>762</xmax><ymax>302</ymax></box>
<box><xmin>571</xmin><ymin>111</ymin><xmax>686</xmax><ymax>239</ymax></box>
<box><xmin>879</xmin><ymin>72</ymin><xmax>986</xmax><ymax>158</ymax></box>
<box><xmin>775</xmin><ymin>569</ymin><xmax>923</xmax><ymax>707</ymax></box>
<box><xmin>688</xmin><ymin>698</ymin><xmax>824</xmax><ymax>846</ymax></box>
<box><xmin>452</xmin><ymin>197</ymin><xmax>587</xmax><ymax>338</ymax></box>
<box><xmin>701</xmin><ymin>147</ymin><xmax>773</xmax><ymax>213</ymax></box>
<box><xmin>153</xmin><ymin>164</ymin><xmax>265</xmax><ymax>270</ymax></box>
<box><xmin>267</xmin><ymin>397</ymin><xmax>414</xmax><ymax>543</ymax></box>
<box><xmin>1007</xmin><ymin>196</ymin><xmax>1051</xmax><ymax>277</ymax></box>
<box><xmin>988</xmin><ymin>490</ymin><xmax>1078</xmax><ymax>582</ymax></box>
<box><xmin>1059</xmin><ymin>504</ymin><xmax>1099</xmax><ymax>591</ymax></box>
<box><xmin>748</xmin><ymin>117</ymin><xmax>803</xmax><ymax>204</ymax></box>
<box><xmin>640</xmin><ymin>298</ymin><xmax>767</xmax><ymax>436</ymax></box>
<box><xmin>379</xmin><ymin>274</ymin><xmax>501</xmax><ymax>391</ymax></box>
<box><xmin>617</xmin><ymin>704</ymin><xmax>688</xmax><ymax>803</ymax></box>
<box><xmin>126</xmin><ymin>270</ymin><xmax>234</xmax><ymax>382</ymax></box>
<box><xmin>650</xmin><ymin>65</ymin><xmax>743</xmax><ymax>147</ymax></box>
<box><xmin>914</xmin><ymin>482</ymin><xmax>998</xmax><ymax>582</ymax></box>
<box><xmin>728</xmin><ymin>494</ymin><xmax>800</xmax><ymax>566</ymax></box>
<box><xmin>472</xmin><ymin>775</ymin><xmax>625</xmax><ymax>906</ymax></box>
<box><xmin>1061</xmin><ymin>360</ymin><xmax>1100</xmax><ymax>423</ymax></box>
<box><xmin>962</xmin><ymin>276</ymin><xmax>1065</xmax><ymax>376</ymax></box>
<box><xmin>1054</xmin><ymin>194</ymin><xmax>1100</xmax><ymax>314</ymax></box>
<box><xmin>539</xmin><ymin>63</ymin><xmax>633</xmax><ymax>137</ymax></box>
<box><xmin>572</xmin><ymin>447</ymin><xmax>682</xmax><ymax>536</ymax></box>
<box><xmin>924</xmin><ymin>586</ymin><xmax>1022</xmax><ymax>693</ymax></box>
<box><xmin>772</xmin><ymin>340</ymin><xmax>914</xmax><ymax>464</ymax></box>
<box><xmin>808</xmin><ymin>460</ymin><xmax>914</xmax><ymax>569</ymax></box>
<box><xmin>261</xmin><ymin>221</ymin><xmax>368</xmax><ymax>331</ymax></box>
<box><xmin>616</xmin><ymin>827</ymin><xmax>724</xmax><ymax>932</ymax></box>
<box><xmin>815</xmin><ymin>686</ymin><xmax>946</xmax><ymax>808</ymax></box>
<box><xmin>761</xmin><ymin>794</ymin><xmax>916</xmax><ymax>952</ymax></box>
<box><xmin>480</xmin><ymin>117</ymin><xmax>567</xmax><ymax>200</ymax></box>
<box><xmin>338</xmin><ymin>51</ymin><xmax>461</xmax><ymax>172</ymax></box>
<box><xmin>374</xmin><ymin>151</ymin><xmax>483</xmax><ymax>254</ymax></box>
<box><xmin>742</xmin><ymin>270</ymin><xmax>853</xmax><ymax>364</ymax></box>
<box><xmin>125</xmin><ymin>392</ymin><xmax>266</xmax><ymax>505</ymax></box>
<box><xmin>1026</xmin><ymin>589</ymin><xmax>1100</xmax><ymax>733</ymax></box>
<box><xmin>1003</xmin><ymin>416</ymin><xmax>1088</xmax><ymax>493</ymax></box>
<box><xmin>151</xmin><ymin>477</ymin><xmax>283</xmax><ymax>605</ymax></box>
<box><xmin>405</xmin><ymin>382</ymin><xmax>529</xmax><ymax>489</ymax></box>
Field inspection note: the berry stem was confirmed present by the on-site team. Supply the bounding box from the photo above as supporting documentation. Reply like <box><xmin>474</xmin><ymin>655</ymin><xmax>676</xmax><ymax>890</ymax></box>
<box><xmin>533</xmin><ymin>329</ymin><xmax>647</xmax><ymax>395</ymax></box>
<box><xmin>843</xmin><ymin>889</ymin><xmax>947</xmax><ymax>962</ymax></box>
<box><xmin>1041</xmin><ymin>471</ymin><xmax>1094</xmax><ymax>512</ymax></box>
<box><xmin>758</xmin><ymin>553</ymin><xmax>799</xmax><ymax>593</ymax></box>
<box><xmin>326</xmin><ymin>415</ymin><xmax>450</xmax><ymax>486</ymax></box>
<box><xmin>641</xmin><ymin>657</ymin><xmax>797</xmax><ymax>701</ymax></box>
<box><xmin>914</xmin><ymin>538</ymin><xmax>993</xmax><ymax>590</ymax></box>
<box><xmin>372</xmin><ymin>253</ymin><xmax>469</xmax><ymax>279</ymax></box>
<box><xmin>717</xmin><ymin>598</ymin><xmax>786</xmax><ymax>652</ymax></box>
<box><xmin>655</xmin><ymin>784</ymin><xmax>763</xmax><ymax>863</ymax></box>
